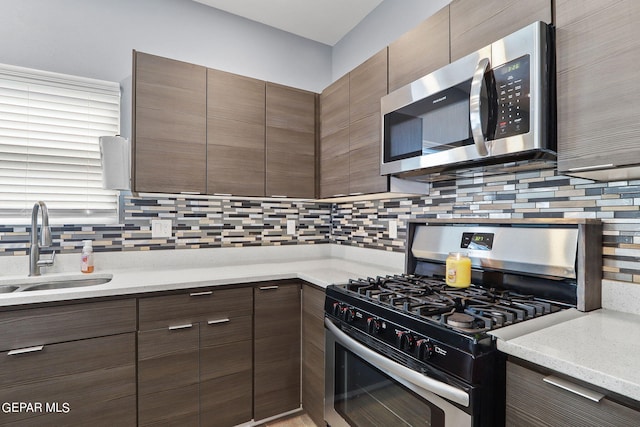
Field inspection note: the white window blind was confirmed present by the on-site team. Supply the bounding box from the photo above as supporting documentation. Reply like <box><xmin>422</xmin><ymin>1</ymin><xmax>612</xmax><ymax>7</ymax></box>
<box><xmin>0</xmin><ymin>63</ymin><xmax>121</xmax><ymax>224</ymax></box>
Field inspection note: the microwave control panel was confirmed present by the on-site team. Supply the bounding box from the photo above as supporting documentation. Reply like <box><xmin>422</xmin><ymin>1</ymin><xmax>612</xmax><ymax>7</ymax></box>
<box><xmin>493</xmin><ymin>55</ymin><xmax>530</xmax><ymax>139</ymax></box>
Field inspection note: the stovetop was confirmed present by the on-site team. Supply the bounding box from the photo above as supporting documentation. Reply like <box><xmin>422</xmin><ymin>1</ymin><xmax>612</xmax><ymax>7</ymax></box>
<box><xmin>341</xmin><ymin>273</ymin><xmax>568</xmax><ymax>335</ymax></box>
<box><xmin>325</xmin><ymin>273</ymin><xmax>570</xmax><ymax>383</ymax></box>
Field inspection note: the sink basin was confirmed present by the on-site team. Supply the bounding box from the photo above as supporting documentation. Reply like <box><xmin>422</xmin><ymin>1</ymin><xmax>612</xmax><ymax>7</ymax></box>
<box><xmin>0</xmin><ymin>274</ymin><xmax>113</xmax><ymax>293</ymax></box>
<box><xmin>21</xmin><ymin>277</ymin><xmax>112</xmax><ymax>292</ymax></box>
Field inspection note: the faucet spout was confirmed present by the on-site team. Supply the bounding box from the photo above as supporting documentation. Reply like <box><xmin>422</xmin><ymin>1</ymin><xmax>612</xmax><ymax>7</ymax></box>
<box><xmin>29</xmin><ymin>201</ymin><xmax>54</xmax><ymax>276</ymax></box>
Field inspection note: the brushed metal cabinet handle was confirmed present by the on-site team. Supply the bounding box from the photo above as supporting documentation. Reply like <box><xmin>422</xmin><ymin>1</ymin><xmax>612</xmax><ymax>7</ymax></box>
<box><xmin>259</xmin><ymin>285</ymin><xmax>279</xmax><ymax>291</ymax></box>
<box><xmin>543</xmin><ymin>375</ymin><xmax>605</xmax><ymax>403</ymax></box>
<box><xmin>567</xmin><ymin>164</ymin><xmax>614</xmax><ymax>172</ymax></box>
<box><xmin>168</xmin><ymin>323</ymin><xmax>193</xmax><ymax>331</ymax></box>
<box><xmin>207</xmin><ymin>318</ymin><xmax>230</xmax><ymax>325</ymax></box>
<box><xmin>8</xmin><ymin>345</ymin><xmax>45</xmax><ymax>356</ymax></box>
<box><xmin>190</xmin><ymin>291</ymin><xmax>213</xmax><ymax>297</ymax></box>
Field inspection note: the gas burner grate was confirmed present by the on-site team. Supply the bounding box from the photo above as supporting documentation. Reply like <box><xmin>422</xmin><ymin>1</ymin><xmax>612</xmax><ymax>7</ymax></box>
<box><xmin>341</xmin><ymin>274</ymin><xmax>565</xmax><ymax>334</ymax></box>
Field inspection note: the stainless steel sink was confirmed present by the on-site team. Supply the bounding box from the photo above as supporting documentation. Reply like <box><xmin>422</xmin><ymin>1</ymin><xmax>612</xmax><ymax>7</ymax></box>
<box><xmin>21</xmin><ymin>277</ymin><xmax>112</xmax><ymax>292</ymax></box>
<box><xmin>0</xmin><ymin>274</ymin><xmax>113</xmax><ymax>293</ymax></box>
<box><xmin>0</xmin><ymin>285</ymin><xmax>19</xmax><ymax>293</ymax></box>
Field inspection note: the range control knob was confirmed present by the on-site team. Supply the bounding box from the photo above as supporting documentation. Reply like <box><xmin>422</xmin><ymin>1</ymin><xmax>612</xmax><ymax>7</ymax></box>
<box><xmin>366</xmin><ymin>317</ymin><xmax>383</xmax><ymax>335</ymax></box>
<box><xmin>343</xmin><ymin>307</ymin><xmax>356</xmax><ymax>323</ymax></box>
<box><xmin>332</xmin><ymin>302</ymin><xmax>343</xmax><ymax>317</ymax></box>
<box><xmin>397</xmin><ymin>331</ymin><xmax>416</xmax><ymax>351</ymax></box>
<box><xmin>416</xmin><ymin>339</ymin><xmax>434</xmax><ymax>361</ymax></box>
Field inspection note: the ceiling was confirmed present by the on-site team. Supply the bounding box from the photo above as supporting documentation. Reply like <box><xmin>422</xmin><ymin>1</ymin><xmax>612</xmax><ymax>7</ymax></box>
<box><xmin>192</xmin><ymin>0</ymin><xmax>384</xmax><ymax>46</ymax></box>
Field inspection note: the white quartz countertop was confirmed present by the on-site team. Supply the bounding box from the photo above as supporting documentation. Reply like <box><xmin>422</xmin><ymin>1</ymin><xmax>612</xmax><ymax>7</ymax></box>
<box><xmin>0</xmin><ymin>244</ymin><xmax>404</xmax><ymax>307</ymax></box>
<box><xmin>3</xmin><ymin>244</ymin><xmax>640</xmax><ymax>404</ymax></box>
<box><xmin>491</xmin><ymin>307</ymin><xmax>640</xmax><ymax>403</ymax></box>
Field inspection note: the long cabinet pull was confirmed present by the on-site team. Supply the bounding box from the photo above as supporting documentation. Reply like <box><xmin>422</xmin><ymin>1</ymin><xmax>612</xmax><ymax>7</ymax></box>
<box><xmin>8</xmin><ymin>345</ymin><xmax>44</xmax><ymax>356</ymax></box>
<box><xmin>207</xmin><ymin>318</ymin><xmax>230</xmax><ymax>325</ymax></box>
<box><xmin>567</xmin><ymin>163</ymin><xmax>614</xmax><ymax>172</ymax></box>
<box><xmin>543</xmin><ymin>375</ymin><xmax>605</xmax><ymax>403</ymax></box>
<box><xmin>259</xmin><ymin>285</ymin><xmax>279</xmax><ymax>291</ymax></box>
<box><xmin>190</xmin><ymin>291</ymin><xmax>213</xmax><ymax>297</ymax></box>
<box><xmin>168</xmin><ymin>323</ymin><xmax>193</xmax><ymax>331</ymax></box>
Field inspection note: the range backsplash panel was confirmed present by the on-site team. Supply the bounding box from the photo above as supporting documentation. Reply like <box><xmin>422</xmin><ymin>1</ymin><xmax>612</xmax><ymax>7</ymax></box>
<box><xmin>1</xmin><ymin>168</ymin><xmax>639</xmax><ymax>284</ymax></box>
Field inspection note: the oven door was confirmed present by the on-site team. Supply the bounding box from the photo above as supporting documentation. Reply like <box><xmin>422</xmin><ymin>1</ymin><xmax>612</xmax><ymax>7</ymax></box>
<box><xmin>325</xmin><ymin>318</ymin><xmax>472</xmax><ymax>427</ymax></box>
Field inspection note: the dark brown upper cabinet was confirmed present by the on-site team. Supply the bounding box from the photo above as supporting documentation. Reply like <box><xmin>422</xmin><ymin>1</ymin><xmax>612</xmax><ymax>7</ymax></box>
<box><xmin>207</xmin><ymin>69</ymin><xmax>266</xmax><ymax>197</ymax></box>
<box><xmin>319</xmin><ymin>74</ymin><xmax>350</xmax><ymax>198</ymax></box>
<box><xmin>388</xmin><ymin>5</ymin><xmax>450</xmax><ymax>92</ymax></box>
<box><xmin>449</xmin><ymin>0</ymin><xmax>552</xmax><ymax>61</ymax></box>
<box><xmin>556</xmin><ymin>0</ymin><xmax>640</xmax><ymax>181</ymax></box>
<box><xmin>266</xmin><ymin>83</ymin><xmax>316</xmax><ymax>198</ymax></box>
<box><xmin>133</xmin><ymin>51</ymin><xmax>207</xmax><ymax>194</ymax></box>
<box><xmin>319</xmin><ymin>49</ymin><xmax>389</xmax><ymax>198</ymax></box>
<box><xmin>348</xmin><ymin>48</ymin><xmax>388</xmax><ymax>195</ymax></box>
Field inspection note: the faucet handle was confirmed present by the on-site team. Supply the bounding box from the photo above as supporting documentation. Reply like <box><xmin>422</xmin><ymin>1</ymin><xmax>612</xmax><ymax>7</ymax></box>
<box><xmin>37</xmin><ymin>250</ymin><xmax>56</xmax><ymax>267</ymax></box>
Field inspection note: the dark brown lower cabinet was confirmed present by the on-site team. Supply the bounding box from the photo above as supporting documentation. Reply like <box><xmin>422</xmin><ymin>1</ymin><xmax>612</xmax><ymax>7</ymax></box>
<box><xmin>0</xmin><ymin>300</ymin><xmax>137</xmax><ymax>426</ymax></box>
<box><xmin>506</xmin><ymin>359</ymin><xmax>640</xmax><ymax>427</ymax></box>
<box><xmin>138</xmin><ymin>324</ymin><xmax>200</xmax><ymax>426</ymax></box>
<box><xmin>137</xmin><ymin>287</ymin><xmax>254</xmax><ymax>427</ymax></box>
<box><xmin>302</xmin><ymin>283</ymin><xmax>326</xmax><ymax>426</ymax></box>
<box><xmin>254</xmin><ymin>281</ymin><xmax>302</xmax><ymax>421</ymax></box>
<box><xmin>200</xmin><ymin>316</ymin><xmax>253</xmax><ymax>427</ymax></box>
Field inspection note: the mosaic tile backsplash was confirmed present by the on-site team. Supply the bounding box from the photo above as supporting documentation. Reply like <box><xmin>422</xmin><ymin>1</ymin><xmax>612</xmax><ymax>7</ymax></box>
<box><xmin>0</xmin><ymin>195</ymin><xmax>331</xmax><ymax>255</ymax></box>
<box><xmin>1</xmin><ymin>168</ymin><xmax>639</xmax><ymax>284</ymax></box>
<box><xmin>332</xmin><ymin>169</ymin><xmax>640</xmax><ymax>284</ymax></box>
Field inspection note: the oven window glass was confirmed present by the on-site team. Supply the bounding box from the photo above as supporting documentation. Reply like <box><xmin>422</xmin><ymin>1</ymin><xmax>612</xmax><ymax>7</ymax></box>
<box><xmin>334</xmin><ymin>344</ymin><xmax>445</xmax><ymax>427</ymax></box>
<box><xmin>384</xmin><ymin>80</ymin><xmax>477</xmax><ymax>163</ymax></box>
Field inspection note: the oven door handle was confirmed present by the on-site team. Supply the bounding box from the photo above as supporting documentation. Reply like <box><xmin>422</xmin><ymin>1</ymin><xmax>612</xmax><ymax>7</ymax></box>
<box><xmin>325</xmin><ymin>318</ymin><xmax>470</xmax><ymax>407</ymax></box>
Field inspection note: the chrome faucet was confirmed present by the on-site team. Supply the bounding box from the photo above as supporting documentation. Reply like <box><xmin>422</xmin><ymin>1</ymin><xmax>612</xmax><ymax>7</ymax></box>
<box><xmin>29</xmin><ymin>201</ymin><xmax>55</xmax><ymax>276</ymax></box>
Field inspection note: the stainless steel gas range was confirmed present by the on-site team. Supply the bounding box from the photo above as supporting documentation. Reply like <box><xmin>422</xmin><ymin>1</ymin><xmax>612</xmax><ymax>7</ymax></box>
<box><xmin>324</xmin><ymin>219</ymin><xmax>601</xmax><ymax>427</ymax></box>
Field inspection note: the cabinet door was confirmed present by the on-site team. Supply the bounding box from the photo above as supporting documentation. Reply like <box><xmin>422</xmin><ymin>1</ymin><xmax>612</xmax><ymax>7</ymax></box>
<box><xmin>349</xmin><ymin>48</ymin><xmax>388</xmax><ymax>195</ymax></box>
<box><xmin>388</xmin><ymin>6</ymin><xmax>450</xmax><ymax>92</ymax></box>
<box><xmin>200</xmin><ymin>315</ymin><xmax>253</xmax><ymax>427</ymax></box>
<box><xmin>302</xmin><ymin>284</ymin><xmax>326</xmax><ymax>427</ymax></box>
<box><xmin>138</xmin><ymin>324</ymin><xmax>200</xmax><ymax>426</ymax></box>
<box><xmin>207</xmin><ymin>69</ymin><xmax>266</xmax><ymax>196</ymax></box>
<box><xmin>133</xmin><ymin>51</ymin><xmax>207</xmax><ymax>193</ymax></box>
<box><xmin>556</xmin><ymin>0</ymin><xmax>640</xmax><ymax>176</ymax></box>
<box><xmin>320</xmin><ymin>75</ymin><xmax>350</xmax><ymax>198</ymax></box>
<box><xmin>254</xmin><ymin>282</ymin><xmax>301</xmax><ymax>421</ymax></box>
<box><xmin>0</xmin><ymin>333</ymin><xmax>136</xmax><ymax>426</ymax></box>
<box><xmin>266</xmin><ymin>83</ymin><xmax>316</xmax><ymax>198</ymax></box>
<box><xmin>506</xmin><ymin>360</ymin><xmax>640</xmax><ymax>426</ymax></box>
<box><xmin>449</xmin><ymin>0</ymin><xmax>552</xmax><ymax>61</ymax></box>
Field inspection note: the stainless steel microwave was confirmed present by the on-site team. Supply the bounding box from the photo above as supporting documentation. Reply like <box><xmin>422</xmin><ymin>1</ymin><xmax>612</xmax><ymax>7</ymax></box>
<box><xmin>381</xmin><ymin>21</ymin><xmax>555</xmax><ymax>180</ymax></box>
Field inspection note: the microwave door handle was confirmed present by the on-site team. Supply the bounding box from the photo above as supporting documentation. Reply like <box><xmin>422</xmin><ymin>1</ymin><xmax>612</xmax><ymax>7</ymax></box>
<box><xmin>325</xmin><ymin>317</ymin><xmax>470</xmax><ymax>407</ymax></box>
<box><xmin>470</xmin><ymin>57</ymin><xmax>490</xmax><ymax>156</ymax></box>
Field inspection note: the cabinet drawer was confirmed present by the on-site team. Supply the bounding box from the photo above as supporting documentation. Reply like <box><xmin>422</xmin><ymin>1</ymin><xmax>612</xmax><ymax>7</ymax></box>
<box><xmin>0</xmin><ymin>299</ymin><xmax>136</xmax><ymax>352</ymax></box>
<box><xmin>506</xmin><ymin>360</ymin><xmax>640</xmax><ymax>426</ymax></box>
<box><xmin>0</xmin><ymin>332</ymin><xmax>136</xmax><ymax>426</ymax></box>
<box><xmin>139</xmin><ymin>286</ymin><xmax>252</xmax><ymax>330</ymax></box>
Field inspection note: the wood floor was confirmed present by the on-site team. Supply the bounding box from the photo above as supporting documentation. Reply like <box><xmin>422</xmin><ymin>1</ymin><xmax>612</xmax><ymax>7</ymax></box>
<box><xmin>261</xmin><ymin>413</ymin><xmax>318</xmax><ymax>427</ymax></box>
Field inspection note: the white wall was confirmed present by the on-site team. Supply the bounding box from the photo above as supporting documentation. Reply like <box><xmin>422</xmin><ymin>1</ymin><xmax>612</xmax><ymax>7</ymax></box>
<box><xmin>0</xmin><ymin>0</ymin><xmax>332</xmax><ymax>139</ymax></box>
<box><xmin>0</xmin><ymin>0</ymin><xmax>451</xmax><ymax>139</ymax></box>
<box><xmin>332</xmin><ymin>0</ymin><xmax>452</xmax><ymax>81</ymax></box>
